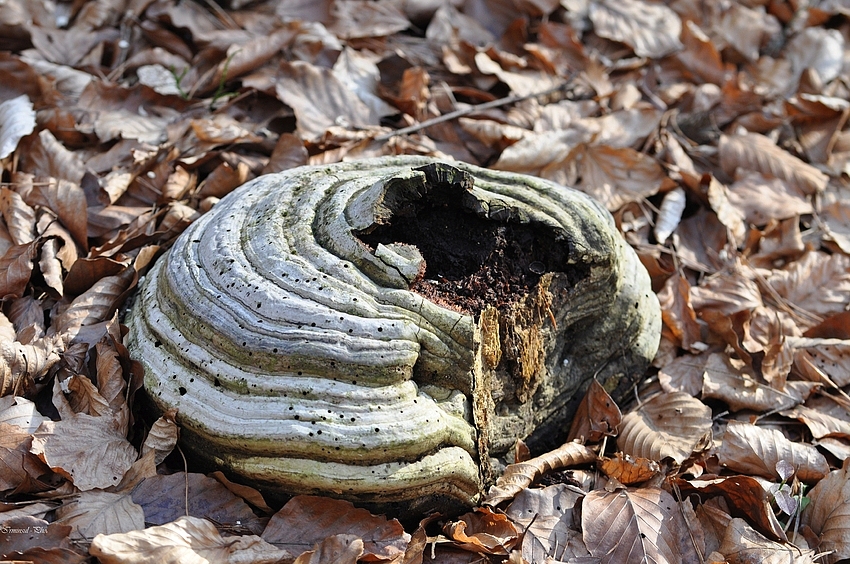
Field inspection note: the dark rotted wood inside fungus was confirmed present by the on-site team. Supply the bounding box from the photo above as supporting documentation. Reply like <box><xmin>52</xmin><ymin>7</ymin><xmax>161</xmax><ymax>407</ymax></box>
<box><xmin>356</xmin><ymin>165</ymin><xmax>582</xmax><ymax>315</ymax></box>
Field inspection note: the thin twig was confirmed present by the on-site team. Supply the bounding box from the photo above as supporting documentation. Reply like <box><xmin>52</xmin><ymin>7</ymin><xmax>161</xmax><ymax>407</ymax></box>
<box><xmin>374</xmin><ymin>80</ymin><xmax>573</xmax><ymax>142</ymax></box>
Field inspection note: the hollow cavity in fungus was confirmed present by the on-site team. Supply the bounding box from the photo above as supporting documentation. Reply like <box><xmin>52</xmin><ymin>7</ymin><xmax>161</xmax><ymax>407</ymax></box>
<box><xmin>355</xmin><ymin>164</ymin><xmax>582</xmax><ymax>316</ymax></box>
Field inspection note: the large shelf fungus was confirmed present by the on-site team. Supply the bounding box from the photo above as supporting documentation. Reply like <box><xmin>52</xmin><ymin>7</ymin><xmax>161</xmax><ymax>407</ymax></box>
<box><xmin>126</xmin><ymin>156</ymin><xmax>660</xmax><ymax>515</ymax></box>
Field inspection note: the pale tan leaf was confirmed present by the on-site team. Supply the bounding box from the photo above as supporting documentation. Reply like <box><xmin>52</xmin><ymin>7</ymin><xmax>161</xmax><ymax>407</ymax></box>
<box><xmin>716</xmin><ymin>421</ymin><xmax>828</xmax><ymax>483</ymax></box>
<box><xmin>705</xmin><ymin>176</ymin><xmax>746</xmax><ymax>244</ymax></box>
<box><xmin>766</xmin><ymin>251</ymin><xmax>850</xmax><ymax>319</ymax></box>
<box><xmin>330</xmin><ymin>0</ymin><xmax>409</xmax><ymax>39</ymax></box>
<box><xmin>658</xmin><ymin>352</ymin><xmax>710</xmax><ymax>396</ymax></box>
<box><xmin>786</xmin><ymin>27</ymin><xmax>845</xmax><ymax>85</ymax></box>
<box><xmin>136</xmin><ymin>64</ymin><xmax>182</xmax><ymax>96</ymax></box>
<box><xmin>54</xmin><ymin>490</ymin><xmax>144</xmax><ymax>541</ymax></box>
<box><xmin>483</xmin><ymin>442</ymin><xmax>597</xmax><ymax>506</ymax></box>
<box><xmin>690</xmin><ymin>265</ymin><xmax>763</xmax><ymax>316</ymax></box>
<box><xmin>0</xmin><ymin>310</ymin><xmax>14</xmax><ymax>342</ymax></box>
<box><xmin>0</xmin><ymin>187</ymin><xmax>36</xmax><ymax>245</ymax></box>
<box><xmin>0</xmin><ymin>335</ymin><xmax>63</xmax><ymax>396</ymax></box>
<box><xmin>782</xmin><ymin>403</ymin><xmax>850</xmax><ymax>440</ymax></box>
<box><xmin>716</xmin><ymin>4</ymin><xmax>781</xmax><ymax>62</ymax></box>
<box><xmin>618</xmin><ymin>391</ymin><xmax>712</xmax><ymax>464</ymax></box>
<box><xmin>333</xmin><ymin>47</ymin><xmax>398</xmax><ymax>119</ymax></box>
<box><xmin>190</xmin><ymin>115</ymin><xmax>263</xmax><ymax>146</ymax></box>
<box><xmin>588</xmin><ymin>0</ymin><xmax>683</xmax><ymax>58</ymax></box>
<box><xmin>701</xmin><ymin>353</ymin><xmax>817</xmax><ymax>412</ymax></box>
<box><xmin>31</xmin><ymin>412</ymin><xmax>137</xmax><ymax>491</ymax></box>
<box><xmin>585</xmin><ymin>106</ymin><xmax>663</xmax><ymax>149</ymax></box>
<box><xmin>0</xmin><ymin>395</ymin><xmax>48</xmax><ymax>432</ymax></box>
<box><xmin>719</xmin><ymin>132</ymin><xmax>828</xmax><ymax>196</ymax></box>
<box><xmin>719</xmin><ymin>517</ymin><xmax>818</xmax><ymax>564</ymax></box>
<box><xmin>794</xmin><ymin>338</ymin><xmax>850</xmax><ymax>386</ymax></box>
<box><xmin>141</xmin><ymin>409</ymin><xmax>178</xmax><ymax>466</ymax></box>
<box><xmin>504</xmin><ymin>485</ymin><xmax>589</xmax><ymax>562</ymax></box>
<box><xmin>727</xmin><ymin>172</ymin><xmax>813</xmax><ymax>225</ymax></box>
<box><xmin>39</xmin><ymin>237</ymin><xmax>64</xmax><ymax>296</ymax></box>
<box><xmin>294</xmin><ymin>534</ymin><xmax>363</xmax><ymax>564</ymax></box>
<box><xmin>654</xmin><ymin>187</ymin><xmax>686</xmax><ymax>242</ymax></box>
<box><xmin>90</xmin><ymin>516</ymin><xmax>288</xmax><ymax>564</ymax></box>
<box><xmin>493</xmin><ymin>129</ymin><xmax>592</xmax><ymax>176</ymax></box>
<box><xmin>94</xmin><ymin>341</ymin><xmax>129</xmax><ymax>429</ymax></box>
<box><xmin>0</xmin><ymin>421</ymin><xmax>34</xmax><ymax>490</ymax></box>
<box><xmin>274</xmin><ymin>60</ymin><xmax>379</xmax><ymax>141</ymax></box>
<box><xmin>52</xmin><ymin>267</ymin><xmax>136</xmax><ymax>340</ymax></box>
<box><xmin>568</xmin><ymin>144</ymin><xmax>675</xmax><ymax>211</ymax></box>
<box><xmin>801</xmin><ymin>460</ymin><xmax>850</xmax><ymax>562</ymax></box>
<box><xmin>0</xmin><ymin>94</ymin><xmax>35</xmax><ymax>159</ymax></box>
<box><xmin>581</xmin><ymin>488</ymin><xmax>700</xmax><ymax>564</ymax></box>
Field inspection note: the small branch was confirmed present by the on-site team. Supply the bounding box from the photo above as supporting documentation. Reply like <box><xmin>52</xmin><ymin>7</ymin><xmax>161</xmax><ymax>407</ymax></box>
<box><xmin>375</xmin><ymin>80</ymin><xmax>574</xmax><ymax>142</ymax></box>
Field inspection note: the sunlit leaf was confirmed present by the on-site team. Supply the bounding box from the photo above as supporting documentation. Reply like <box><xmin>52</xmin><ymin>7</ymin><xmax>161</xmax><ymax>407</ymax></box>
<box><xmin>0</xmin><ymin>94</ymin><xmax>35</xmax><ymax>159</ymax></box>
<box><xmin>588</xmin><ymin>0</ymin><xmax>683</xmax><ymax>58</ymax></box>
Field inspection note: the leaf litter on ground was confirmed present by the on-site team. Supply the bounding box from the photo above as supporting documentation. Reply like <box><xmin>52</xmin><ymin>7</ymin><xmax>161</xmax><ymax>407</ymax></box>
<box><xmin>1</xmin><ymin>0</ymin><xmax>850</xmax><ymax>562</ymax></box>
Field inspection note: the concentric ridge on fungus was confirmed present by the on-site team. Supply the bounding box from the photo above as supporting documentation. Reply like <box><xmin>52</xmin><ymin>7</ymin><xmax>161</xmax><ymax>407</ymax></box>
<box><xmin>127</xmin><ymin>156</ymin><xmax>660</xmax><ymax>515</ymax></box>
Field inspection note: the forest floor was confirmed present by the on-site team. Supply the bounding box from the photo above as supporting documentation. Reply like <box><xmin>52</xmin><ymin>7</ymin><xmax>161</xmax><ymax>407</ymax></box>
<box><xmin>1</xmin><ymin>0</ymin><xmax>850</xmax><ymax>562</ymax></box>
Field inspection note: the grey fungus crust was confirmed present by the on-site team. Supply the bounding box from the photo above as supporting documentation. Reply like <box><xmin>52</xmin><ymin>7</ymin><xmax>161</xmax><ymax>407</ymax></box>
<box><xmin>126</xmin><ymin>156</ymin><xmax>661</xmax><ymax>516</ymax></box>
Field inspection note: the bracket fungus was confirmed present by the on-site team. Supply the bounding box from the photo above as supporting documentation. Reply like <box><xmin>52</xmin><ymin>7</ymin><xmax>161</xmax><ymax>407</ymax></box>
<box><xmin>127</xmin><ymin>156</ymin><xmax>660</xmax><ymax>516</ymax></box>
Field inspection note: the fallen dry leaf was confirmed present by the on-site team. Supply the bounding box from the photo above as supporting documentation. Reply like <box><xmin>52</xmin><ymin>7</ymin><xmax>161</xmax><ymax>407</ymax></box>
<box><xmin>0</xmin><ymin>94</ymin><xmax>35</xmax><ymax>159</ymax></box>
<box><xmin>588</xmin><ymin>0</ymin><xmax>683</xmax><ymax>58</ymax></box>
<box><xmin>716</xmin><ymin>421</ymin><xmax>828</xmax><ymax>483</ymax></box>
<box><xmin>53</xmin><ymin>489</ymin><xmax>144</xmax><ymax>541</ymax></box>
<box><xmin>801</xmin><ymin>459</ymin><xmax>850</xmax><ymax>563</ymax></box>
<box><xmin>581</xmin><ymin>487</ymin><xmax>701</xmax><ymax>564</ymax></box>
<box><xmin>443</xmin><ymin>506</ymin><xmax>519</xmax><ymax>556</ymax></box>
<box><xmin>566</xmin><ymin>378</ymin><xmax>622</xmax><ymax>443</ymax></box>
<box><xmin>89</xmin><ymin>515</ymin><xmax>288</xmax><ymax>564</ymax></box>
<box><xmin>618</xmin><ymin>391</ymin><xmax>712</xmax><ymax>464</ymax></box>
<box><xmin>483</xmin><ymin>441</ymin><xmax>596</xmax><ymax>506</ymax></box>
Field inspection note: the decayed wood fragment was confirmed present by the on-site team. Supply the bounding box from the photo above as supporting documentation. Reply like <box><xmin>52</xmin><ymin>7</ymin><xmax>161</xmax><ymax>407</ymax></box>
<box><xmin>126</xmin><ymin>156</ymin><xmax>660</xmax><ymax>515</ymax></box>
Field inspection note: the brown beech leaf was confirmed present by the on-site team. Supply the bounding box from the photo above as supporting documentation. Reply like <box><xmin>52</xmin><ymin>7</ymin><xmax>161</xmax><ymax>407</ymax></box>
<box><xmin>52</xmin><ymin>266</ymin><xmax>137</xmax><ymax>340</ymax></box>
<box><xmin>0</xmin><ymin>335</ymin><xmax>64</xmax><ymax>397</ymax></box>
<box><xmin>504</xmin><ymin>485</ymin><xmax>589</xmax><ymax>562</ymax></box>
<box><xmin>261</xmin><ymin>495</ymin><xmax>409</xmax><ymax>561</ymax></box>
<box><xmin>727</xmin><ymin>171</ymin><xmax>813</xmax><ymax>226</ymax></box>
<box><xmin>30</xmin><ymin>407</ymin><xmax>136</xmax><ymax>491</ymax></box>
<box><xmin>587</xmin><ymin>0</ymin><xmax>683</xmax><ymax>58</ymax></box>
<box><xmin>658</xmin><ymin>352</ymin><xmax>710</xmax><ymax>396</ymax></box>
<box><xmin>766</xmin><ymin>251</ymin><xmax>850</xmax><ymax>319</ymax></box>
<box><xmin>719</xmin><ymin>132</ymin><xmax>828</xmax><ymax>196</ymax></box>
<box><xmin>330</xmin><ymin>0</ymin><xmax>410</xmax><ymax>40</ymax></box>
<box><xmin>483</xmin><ymin>441</ymin><xmax>597</xmax><ymax>506</ymax></box>
<box><xmin>293</xmin><ymin>534</ymin><xmax>363</xmax><ymax>564</ymax></box>
<box><xmin>262</xmin><ymin>133</ymin><xmax>308</xmax><ymax>175</ymax></box>
<box><xmin>94</xmin><ymin>341</ymin><xmax>129</xmax><ymax>433</ymax></box>
<box><xmin>599</xmin><ymin>452</ymin><xmax>661</xmax><ymax>486</ymax></box>
<box><xmin>705</xmin><ymin>176</ymin><xmax>747</xmax><ymax>244</ymax></box>
<box><xmin>657</xmin><ymin>273</ymin><xmax>702</xmax><ymax>353</ymax></box>
<box><xmin>718</xmin><ymin>517</ymin><xmax>817</xmax><ymax>564</ymax></box>
<box><xmin>793</xmin><ymin>339</ymin><xmax>850</xmax><ymax>387</ymax></box>
<box><xmin>618</xmin><ymin>392</ymin><xmax>712</xmax><ymax>464</ymax></box>
<box><xmin>274</xmin><ymin>60</ymin><xmax>379</xmax><ymax>141</ymax></box>
<box><xmin>65</xmin><ymin>374</ymin><xmax>112</xmax><ymax>418</ymax></box>
<box><xmin>676</xmin><ymin>476</ymin><xmax>787</xmax><ymax>543</ymax></box>
<box><xmin>0</xmin><ymin>240</ymin><xmax>38</xmax><ymax>301</ymax></box>
<box><xmin>690</xmin><ymin>265</ymin><xmax>763</xmax><ymax>316</ymax></box>
<box><xmin>90</xmin><ymin>516</ymin><xmax>288</xmax><ymax>564</ymax></box>
<box><xmin>0</xmin><ymin>515</ymin><xmax>73</xmax><ymax>557</ymax></box>
<box><xmin>716</xmin><ymin>421</ymin><xmax>828</xmax><ymax>483</ymax></box>
<box><xmin>568</xmin><ymin>144</ymin><xmax>676</xmax><ymax>211</ymax></box>
<box><xmin>581</xmin><ymin>487</ymin><xmax>700</xmax><ymax>564</ymax></box>
<box><xmin>0</xmin><ymin>187</ymin><xmax>36</xmax><ymax>244</ymax></box>
<box><xmin>701</xmin><ymin>352</ymin><xmax>817</xmax><ymax>412</ymax></box>
<box><xmin>782</xmin><ymin>402</ymin><xmax>850</xmax><ymax>440</ymax></box>
<box><xmin>801</xmin><ymin>459</ymin><xmax>850</xmax><ymax>562</ymax></box>
<box><xmin>443</xmin><ymin>506</ymin><xmax>519</xmax><ymax>556</ymax></box>
<box><xmin>16</xmin><ymin>176</ymin><xmax>88</xmax><ymax>248</ymax></box>
<box><xmin>0</xmin><ymin>421</ymin><xmax>36</xmax><ymax>490</ymax></box>
<box><xmin>566</xmin><ymin>378</ymin><xmax>622</xmax><ymax>443</ymax></box>
<box><xmin>140</xmin><ymin>409</ymin><xmax>178</xmax><ymax>467</ymax></box>
<box><xmin>53</xmin><ymin>489</ymin><xmax>144</xmax><ymax>541</ymax></box>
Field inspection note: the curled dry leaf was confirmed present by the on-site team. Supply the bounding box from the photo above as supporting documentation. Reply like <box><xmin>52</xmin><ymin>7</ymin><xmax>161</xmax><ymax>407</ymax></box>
<box><xmin>718</xmin><ymin>517</ymin><xmax>817</xmax><ymax>564</ymax></box>
<box><xmin>801</xmin><ymin>459</ymin><xmax>850</xmax><ymax>563</ymax></box>
<box><xmin>443</xmin><ymin>506</ymin><xmax>519</xmax><ymax>556</ymax></box>
<box><xmin>504</xmin><ymin>485</ymin><xmax>589</xmax><ymax>562</ymax></box>
<box><xmin>0</xmin><ymin>334</ymin><xmax>63</xmax><ymax>397</ymax></box>
<box><xmin>701</xmin><ymin>352</ymin><xmax>817</xmax><ymax>412</ymax></box>
<box><xmin>618</xmin><ymin>391</ymin><xmax>712</xmax><ymax>464</ymax></box>
<box><xmin>654</xmin><ymin>187</ymin><xmax>686</xmax><ymax>243</ymax></box>
<box><xmin>599</xmin><ymin>452</ymin><xmax>661</xmax><ymax>486</ymax></box>
<box><xmin>716</xmin><ymin>421</ymin><xmax>828</xmax><ymax>483</ymax></box>
<box><xmin>657</xmin><ymin>273</ymin><xmax>702</xmax><ymax>353</ymax></box>
<box><xmin>766</xmin><ymin>251</ymin><xmax>850</xmax><ymax>320</ymax></box>
<box><xmin>140</xmin><ymin>408</ymin><xmax>178</xmax><ymax>466</ymax></box>
<box><xmin>781</xmin><ymin>395</ymin><xmax>850</xmax><ymax>439</ymax></box>
<box><xmin>581</xmin><ymin>487</ymin><xmax>701</xmax><ymax>564</ymax></box>
<box><xmin>658</xmin><ymin>351</ymin><xmax>710</xmax><ymax>396</ymax></box>
<box><xmin>588</xmin><ymin>0</ymin><xmax>683</xmax><ymax>58</ymax></box>
<box><xmin>53</xmin><ymin>490</ymin><xmax>144</xmax><ymax>541</ymax></box>
<box><xmin>89</xmin><ymin>515</ymin><xmax>288</xmax><ymax>564</ymax></box>
<box><xmin>719</xmin><ymin>132</ymin><xmax>828</xmax><ymax>196</ymax></box>
<box><xmin>675</xmin><ymin>476</ymin><xmax>787</xmax><ymax>543</ymax></box>
<box><xmin>293</xmin><ymin>534</ymin><xmax>363</xmax><ymax>564</ymax></box>
<box><xmin>566</xmin><ymin>378</ymin><xmax>621</xmax><ymax>443</ymax></box>
<box><xmin>0</xmin><ymin>94</ymin><xmax>36</xmax><ymax>159</ymax></box>
<box><xmin>483</xmin><ymin>441</ymin><xmax>596</xmax><ymax>506</ymax></box>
